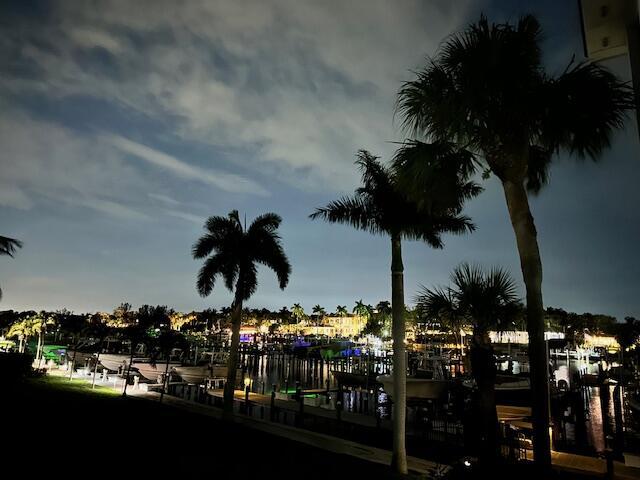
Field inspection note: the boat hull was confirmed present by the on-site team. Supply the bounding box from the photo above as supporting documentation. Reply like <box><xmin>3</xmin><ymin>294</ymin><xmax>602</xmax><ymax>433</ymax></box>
<box><xmin>98</xmin><ymin>354</ymin><xmax>131</xmax><ymax>372</ymax></box>
<box><xmin>173</xmin><ymin>365</ymin><xmax>229</xmax><ymax>384</ymax></box>
<box><xmin>133</xmin><ymin>360</ymin><xmax>182</xmax><ymax>382</ymax></box>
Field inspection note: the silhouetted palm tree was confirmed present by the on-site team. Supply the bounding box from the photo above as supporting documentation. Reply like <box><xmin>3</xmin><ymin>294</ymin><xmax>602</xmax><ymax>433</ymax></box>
<box><xmin>311</xmin><ymin>151</ymin><xmax>474</xmax><ymax>473</ymax></box>
<box><xmin>336</xmin><ymin>305</ymin><xmax>348</xmax><ymax>317</ymax></box>
<box><xmin>0</xmin><ymin>236</ymin><xmax>22</xmax><ymax>301</ymax></box>
<box><xmin>121</xmin><ymin>305</ymin><xmax>170</xmax><ymax>396</ymax></box>
<box><xmin>416</xmin><ymin>263</ymin><xmax>520</xmax><ymax>463</ymax></box>
<box><xmin>291</xmin><ymin>303</ymin><xmax>305</xmax><ymax>324</ymax></box>
<box><xmin>352</xmin><ymin>300</ymin><xmax>372</xmax><ymax>319</ymax></box>
<box><xmin>193</xmin><ymin>210</ymin><xmax>290</xmax><ymax>413</ymax></box>
<box><xmin>312</xmin><ymin>304</ymin><xmax>326</xmax><ymax>326</ymax></box>
<box><xmin>396</xmin><ymin>15</ymin><xmax>633</xmax><ymax>466</ymax></box>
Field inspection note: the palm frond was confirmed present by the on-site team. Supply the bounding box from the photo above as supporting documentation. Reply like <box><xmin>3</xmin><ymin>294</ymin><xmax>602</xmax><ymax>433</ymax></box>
<box><xmin>251</xmin><ymin>231</ymin><xmax>291</xmax><ymax>290</ymax></box>
<box><xmin>0</xmin><ymin>236</ymin><xmax>23</xmax><ymax>257</ymax></box>
<box><xmin>310</xmin><ymin>195</ymin><xmax>379</xmax><ymax>234</ymax></box>
<box><xmin>540</xmin><ymin>61</ymin><xmax>634</xmax><ymax>158</ymax></box>
<box><xmin>248</xmin><ymin>212</ymin><xmax>282</xmax><ymax>236</ymax></box>
<box><xmin>236</xmin><ymin>262</ymin><xmax>258</xmax><ymax>302</ymax></box>
<box><xmin>392</xmin><ymin>140</ymin><xmax>481</xmax><ymax>212</ymax></box>
<box><xmin>196</xmin><ymin>254</ymin><xmax>226</xmax><ymax>297</ymax></box>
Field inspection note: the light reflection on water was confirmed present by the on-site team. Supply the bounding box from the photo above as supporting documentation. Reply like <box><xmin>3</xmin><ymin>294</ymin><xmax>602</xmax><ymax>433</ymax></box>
<box><xmin>240</xmin><ymin>352</ymin><xmax>623</xmax><ymax>452</ymax></box>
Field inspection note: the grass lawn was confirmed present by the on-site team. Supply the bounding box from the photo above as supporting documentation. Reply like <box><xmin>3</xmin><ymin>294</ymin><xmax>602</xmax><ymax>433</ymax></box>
<box><xmin>3</xmin><ymin>375</ymin><xmax>413</xmax><ymax>479</ymax></box>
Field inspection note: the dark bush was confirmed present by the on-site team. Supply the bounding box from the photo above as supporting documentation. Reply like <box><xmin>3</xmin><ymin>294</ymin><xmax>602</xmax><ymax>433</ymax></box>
<box><xmin>0</xmin><ymin>352</ymin><xmax>34</xmax><ymax>383</ymax></box>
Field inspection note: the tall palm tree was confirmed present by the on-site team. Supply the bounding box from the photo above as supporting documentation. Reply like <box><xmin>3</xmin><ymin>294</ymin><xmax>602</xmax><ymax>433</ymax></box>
<box><xmin>396</xmin><ymin>15</ymin><xmax>633</xmax><ymax>466</ymax></box>
<box><xmin>291</xmin><ymin>303</ymin><xmax>305</xmax><ymax>324</ymax></box>
<box><xmin>193</xmin><ymin>210</ymin><xmax>290</xmax><ymax>413</ymax></box>
<box><xmin>0</xmin><ymin>236</ymin><xmax>22</xmax><ymax>301</ymax></box>
<box><xmin>416</xmin><ymin>263</ymin><xmax>520</xmax><ymax>463</ymax></box>
<box><xmin>311</xmin><ymin>151</ymin><xmax>475</xmax><ymax>473</ymax></box>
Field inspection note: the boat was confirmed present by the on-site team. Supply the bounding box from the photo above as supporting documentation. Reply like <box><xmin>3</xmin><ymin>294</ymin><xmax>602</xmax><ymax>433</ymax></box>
<box><xmin>173</xmin><ymin>364</ymin><xmax>229</xmax><ymax>384</ymax></box>
<box><xmin>463</xmin><ymin>374</ymin><xmax>532</xmax><ymax>406</ymax></box>
<box><xmin>98</xmin><ymin>353</ymin><xmax>133</xmax><ymax>372</ymax></box>
<box><xmin>133</xmin><ymin>358</ymin><xmax>182</xmax><ymax>382</ymax></box>
<box><xmin>376</xmin><ymin>374</ymin><xmax>449</xmax><ymax>400</ymax></box>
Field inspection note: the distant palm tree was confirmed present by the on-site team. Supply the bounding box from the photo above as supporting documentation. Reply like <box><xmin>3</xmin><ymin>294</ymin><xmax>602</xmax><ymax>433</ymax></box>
<box><xmin>291</xmin><ymin>303</ymin><xmax>305</xmax><ymax>324</ymax></box>
<box><xmin>311</xmin><ymin>151</ymin><xmax>474</xmax><ymax>473</ymax></box>
<box><xmin>193</xmin><ymin>210</ymin><xmax>290</xmax><ymax>413</ymax></box>
<box><xmin>376</xmin><ymin>301</ymin><xmax>391</xmax><ymax>316</ymax></box>
<box><xmin>397</xmin><ymin>15</ymin><xmax>633</xmax><ymax>466</ymax></box>
<box><xmin>416</xmin><ymin>263</ymin><xmax>520</xmax><ymax>463</ymax></box>
<box><xmin>336</xmin><ymin>305</ymin><xmax>348</xmax><ymax>317</ymax></box>
<box><xmin>312</xmin><ymin>305</ymin><xmax>326</xmax><ymax>326</ymax></box>
<box><xmin>352</xmin><ymin>300</ymin><xmax>372</xmax><ymax>319</ymax></box>
<box><xmin>0</xmin><ymin>235</ymin><xmax>22</xmax><ymax>301</ymax></box>
<box><xmin>278</xmin><ymin>306</ymin><xmax>291</xmax><ymax>324</ymax></box>
<box><xmin>122</xmin><ymin>305</ymin><xmax>169</xmax><ymax>396</ymax></box>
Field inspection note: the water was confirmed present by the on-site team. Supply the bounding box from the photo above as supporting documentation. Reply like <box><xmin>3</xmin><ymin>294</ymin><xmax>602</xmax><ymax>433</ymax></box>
<box><xmin>235</xmin><ymin>347</ymin><xmax>626</xmax><ymax>453</ymax></box>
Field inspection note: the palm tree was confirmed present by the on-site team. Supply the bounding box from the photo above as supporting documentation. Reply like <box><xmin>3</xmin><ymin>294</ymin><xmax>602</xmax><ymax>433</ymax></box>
<box><xmin>376</xmin><ymin>300</ymin><xmax>391</xmax><ymax>315</ymax></box>
<box><xmin>416</xmin><ymin>263</ymin><xmax>520</xmax><ymax>463</ymax></box>
<box><xmin>291</xmin><ymin>303</ymin><xmax>306</xmax><ymax>324</ymax></box>
<box><xmin>121</xmin><ymin>305</ymin><xmax>169</xmax><ymax>396</ymax></box>
<box><xmin>396</xmin><ymin>15</ymin><xmax>633</xmax><ymax>466</ymax></box>
<box><xmin>310</xmin><ymin>151</ymin><xmax>474</xmax><ymax>473</ymax></box>
<box><xmin>193</xmin><ymin>210</ymin><xmax>290</xmax><ymax>414</ymax></box>
<box><xmin>0</xmin><ymin>236</ymin><xmax>22</xmax><ymax>301</ymax></box>
<box><xmin>312</xmin><ymin>305</ymin><xmax>326</xmax><ymax>326</ymax></box>
<box><xmin>336</xmin><ymin>305</ymin><xmax>348</xmax><ymax>317</ymax></box>
<box><xmin>352</xmin><ymin>300</ymin><xmax>372</xmax><ymax>319</ymax></box>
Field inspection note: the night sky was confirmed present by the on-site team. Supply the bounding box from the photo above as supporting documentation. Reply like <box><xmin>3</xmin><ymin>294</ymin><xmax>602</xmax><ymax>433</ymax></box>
<box><xmin>1</xmin><ymin>1</ymin><xmax>638</xmax><ymax>320</ymax></box>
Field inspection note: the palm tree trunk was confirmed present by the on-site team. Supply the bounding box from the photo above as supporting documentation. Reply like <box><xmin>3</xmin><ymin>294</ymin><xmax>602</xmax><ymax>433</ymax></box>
<box><xmin>390</xmin><ymin>233</ymin><xmax>408</xmax><ymax>474</ymax></box>
<box><xmin>502</xmin><ymin>179</ymin><xmax>551</xmax><ymax>467</ymax></box>
<box><xmin>470</xmin><ymin>337</ymin><xmax>499</xmax><ymax>463</ymax></box>
<box><xmin>223</xmin><ymin>298</ymin><xmax>243</xmax><ymax>415</ymax></box>
<box><xmin>160</xmin><ymin>355</ymin><xmax>171</xmax><ymax>404</ymax></box>
<box><xmin>122</xmin><ymin>343</ymin><xmax>135</xmax><ymax>396</ymax></box>
<box><xmin>69</xmin><ymin>349</ymin><xmax>77</xmax><ymax>380</ymax></box>
<box><xmin>92</xmin><ymin>351</ymin><xmax>101</xmax><ymax>389</ymax></box>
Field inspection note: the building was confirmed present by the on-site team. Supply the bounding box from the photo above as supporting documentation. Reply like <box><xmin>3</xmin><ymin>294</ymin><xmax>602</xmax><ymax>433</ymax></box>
<box><xmin>579</xmin><ymin>0</ymin><xmax>640</xmax><ymax>128</ymax></box>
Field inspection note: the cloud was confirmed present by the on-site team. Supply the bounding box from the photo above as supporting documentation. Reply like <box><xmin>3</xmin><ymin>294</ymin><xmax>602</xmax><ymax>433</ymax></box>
<box><xmin>0</xmin><ymin>111</ymin><xmax>151</xmax><ymax>220</ymax></box>
<box><xmin>0</xmin><ymin>0</ymin><xmax>475</xmax><ymax>192</ymax></box>
<box><xmin>148</xmin><ymin>192</ymin><xmax>181</xmax><ymax>206</ymax></box>
<box><xmin>107</xmin><ymin>135</ymin><xmax>269</xmax><ymax>195</ymax></box>
<box><xmin>0</xmin><ymin>185</ymin><xmax>33</xmax><ymax>210</ymax></box>
<box><xmin>164</xmin><ymin>209</ymin><xmax>205</xmax><ymax>225</ymax></box>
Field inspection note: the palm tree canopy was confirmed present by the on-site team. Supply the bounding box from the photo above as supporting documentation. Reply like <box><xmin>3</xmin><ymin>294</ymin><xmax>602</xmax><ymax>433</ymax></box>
<box><xmin>312</xmin><ymin>305</ymin><xmax>326</xmax><ymax>315</ymax></box>
<box><xmin>193</xmin><ymin>210</ymin><xmax>291</xmax><ymax>302</ymax></box>
<box><xmin>310</xmin><ymin>151</ymin><xmax>474</xmax><ymax>246</ymax></box>
<box><xmin>0</xmin><ymin>236</ymin><xmax>22</xmax><ymax>257</ymax></box>
<box><xmin>0</xmin><ymin>235</ymin><xmax>23</xmax><ymax>301</ymax></box>
<box><xmin>392</xmin><ymin>140</ymin><xmax>483</xmax><ymax>211</ymax></box>
<box><xmin>397</xmin><ymin>14</ymin><xmax>634</xmax><ymax>192</ymax></box>
<box><xmin>353</xmin><ymin>300</ymin><xmax>372</xmax><ymax>317</ymax></box>
<box><xmin>416</xmin><ymin>263</ymin><xmax>521</xmax><ymax>334</ymax></box>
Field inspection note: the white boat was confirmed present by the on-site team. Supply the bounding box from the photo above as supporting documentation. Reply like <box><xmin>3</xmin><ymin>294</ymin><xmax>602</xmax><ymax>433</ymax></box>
<box><xmin>133</xmin><ymin>359</ymin><xmax>182</xmax><ymax>382</ymax></box>
<box><xmin>172</xmin><ymin>364</ymin><xmax>229</xmax><ymax>384</ymax></box>
<box><xmin>376</xmin><ymin>375</ymin><xmax>449</xmax><ymax>400</ymax></box>
<box><xmin>99</xmin><ymin>353</ymin><xmax>133</xmax><ymax>372</ymax></box>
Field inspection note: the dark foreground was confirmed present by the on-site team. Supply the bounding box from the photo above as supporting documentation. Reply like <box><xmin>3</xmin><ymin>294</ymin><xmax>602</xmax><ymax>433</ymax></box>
<box><xmin>4</xmin><ymin>375</ymin><xmax>612</xmax><ymax>480</ymax></box>
<box><xmin>4</xmin><ymin>376</ymin><xmax>412</xmax><ymax>479</ymax></box>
